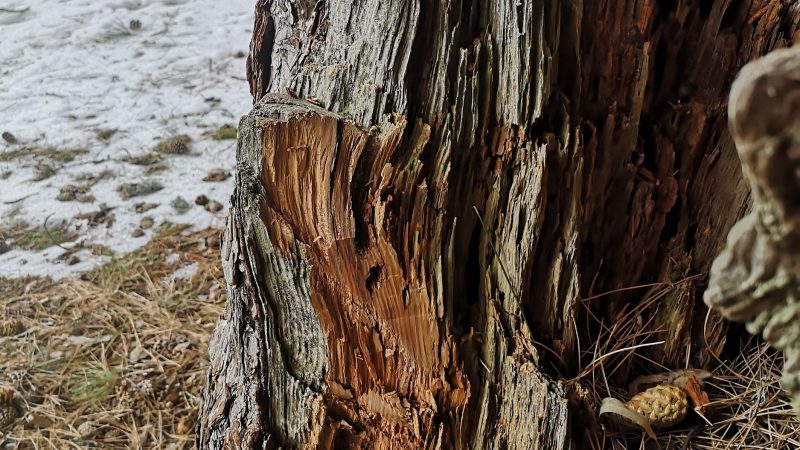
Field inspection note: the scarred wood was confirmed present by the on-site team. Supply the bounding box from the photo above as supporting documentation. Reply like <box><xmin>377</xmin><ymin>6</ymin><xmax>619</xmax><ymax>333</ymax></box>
<box><xmin>199</xmin><ymin>96</ymin><xmax>568</xmax><ymax>448</ymax></box>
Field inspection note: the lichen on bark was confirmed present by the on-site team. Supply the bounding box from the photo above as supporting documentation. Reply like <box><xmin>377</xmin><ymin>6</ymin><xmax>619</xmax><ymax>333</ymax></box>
<box><xmin>705</xmin><ymin>46</ymin><xmax>800</xmax><ymax>410</ymax></box>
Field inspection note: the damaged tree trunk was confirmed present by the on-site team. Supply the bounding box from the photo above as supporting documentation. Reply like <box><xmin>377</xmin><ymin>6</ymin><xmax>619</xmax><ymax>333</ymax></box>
<box><xmin>200</xmin><ymin>1</ymin><xmax>800</xmax><ymax>448</ymax></box>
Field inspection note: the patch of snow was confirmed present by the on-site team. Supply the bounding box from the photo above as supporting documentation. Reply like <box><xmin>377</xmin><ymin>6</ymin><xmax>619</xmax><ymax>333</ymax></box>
<box><xmin>171</xmin><ymin>261</ymin><xmax>199</xmax><ymax>280</ymax></box>
<box><xmin>163</xmin><ymin>251</ymin><xmax>180</xmax><ymax>266</ymax></box>
<box><xmin>0</xmin><ymin>0</ymin><xmax>253</xmax><ymax>279</ymax></box>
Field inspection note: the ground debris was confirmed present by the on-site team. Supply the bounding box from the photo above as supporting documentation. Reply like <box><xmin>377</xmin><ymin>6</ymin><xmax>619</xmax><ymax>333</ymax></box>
<box><xmin>194</xmin><ymin>194</ymin><xmax>209</xmax><ymax>206</ymax></box>
<box><xmin>75</xmin><ymin>169</ymin><xmax>113</xmax><ymax>186</ymax></box>
<box><xmin>118</xmin><ymin>181</ymin><xmax>163</xmax><ymax>199</ymax></box>
<box><xmin>0</xmin><ymin>227</ymin><xmax>224</xmax><ymax>448</ymax></box>
<box><xmin>0</xmin><ymin>220</ymin><xmax>75</xmax><ymax>251</ymax></box>
<box><xmin>153</xmin><ymin>135</ymin><xmax>191</xmax><ymax>154</ymax></box>
<box><xmin>123</xmin><ymin>153</ymin><xmax>162</xmax><ymax>166</ymax></box>
<box><xmin>56</xmin><ymin>184</ymin><xmax>91</xmax><ymax>202</ymax></box>
<box><xmin>202</xmin><ymin>168</ymin><xmax>228</xmax><ymax>182</ymax></box>
<box><xmin>76</xmin><ymin>205</ymin><xmax>115</xmax><ymax>228</ymax></box>
<box><xmin>95</xmin><ymin>128</ymin><xmax>117</xmax><ymax>141</ymax></box>
<box><xmin>2</xmin><ymin>131</ymin><xmax>18</xmax><ymax>144</ymax></box>
<box><xmin>0</xmin><ymin>146</ymin><xmax>87</xmax><ymax>163</ymax></box>
<box><xmin>171</xmin><ymin>196</ymin><xmax>191</xmax><ymax>214</ymax></box>
<box><xmin>140</xmin><ymin>217</ymin><xmax>154</xmax><ymax>229</ymax></box>
<box><xmin>211</xmin><ymin>124</ymin><xmax>237</xmax><ymax>140</ymax></box>
<box><xmin>32</xmin><ymin>163</ymin><xmax>54</xmax><ymax>181</ymax></box>
<box><xmin>205</xmin><ymin>200</ymin><xmax>223</xmax><ymax>213</ymax></box>
<box><xmin>134</xmin><ymin>202</ymin><xmax>159</xmax><ymax>213</ymax></box>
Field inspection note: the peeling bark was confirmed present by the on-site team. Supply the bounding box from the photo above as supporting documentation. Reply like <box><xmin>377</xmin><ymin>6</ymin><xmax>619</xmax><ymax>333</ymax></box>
<box><xmin>201</xmin><ymin>1</ymin><xmax>800</xmax><ymax>448</ymax></box>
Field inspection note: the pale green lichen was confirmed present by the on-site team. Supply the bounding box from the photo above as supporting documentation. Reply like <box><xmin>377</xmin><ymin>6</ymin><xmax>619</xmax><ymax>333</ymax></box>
<box><xmin>0</xmin><ymin>220</ymin><xmax>76</xmax><ymax>251</ymax></box>
<box><xmin>211</xmin><ymin>124</ymin><xmax>237</xmax><ymax>140</ymax></box>
<box><xmin>0</xmin><ymin>147</ymin><xmax>88</xmax><ymax>163</ymax></box>
<box><xmin>117</xmin><ymin>181</ymin><xmax>163</xmax><ymax>199</ymax></box>
<box><xmin>171</xmin><ymin>196</ymin><xmax>191</xmax><ymax>215</ymax></box>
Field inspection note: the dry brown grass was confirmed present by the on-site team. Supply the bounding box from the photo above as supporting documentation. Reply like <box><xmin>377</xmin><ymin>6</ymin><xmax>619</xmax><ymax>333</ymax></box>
<box><xmin>0</xmin><ymin>225</ymin><xmax>224</xmax><ymax>449</ymax></box>
<box><xmin>2</xmin><ymin>224</ymin><xmax>796</xmax><ymax>448</ymax></box>
<box><xmin>568</xmin><ymin>279</ymin><xmax>799</xmax><ymax>450</ymax></box>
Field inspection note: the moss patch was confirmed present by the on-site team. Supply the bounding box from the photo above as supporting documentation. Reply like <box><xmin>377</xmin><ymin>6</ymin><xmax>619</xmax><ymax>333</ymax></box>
<box><xmin>153</xmin><ymin>135</ymin><xmax>191</xmax><ymax>154</ymax></box>
<box><xmin>0</xmin><ymin>147</ymin><xmax>88</xmax><ymax>163</ymax></box>
<box><xmin>0</xmin><ymin>220</ymin><xmax>76</xmax><ymax>251</ymax></box>
<box><xmin>211</xmin><ymin>124</ymin><xmax>237</xmax><ymax>140</ymax></box>
<box><xmin>117</xmin><ymin>181</ymin><xmax>163</xmax><ymax>199</ymax></box>
<box><xmin>170</xmin><ymin>196</ymin><xmax>191</xmax><ymax>215</ymax></box>
<box><xmin>123</xmin><ymin>153</ymin><xmax>162</xmax><ymax>166</ymax></box>
<box><xmin>67</xmin><ymin>366</ymin><xmax>118</xmax><ymax>403</ymax></box>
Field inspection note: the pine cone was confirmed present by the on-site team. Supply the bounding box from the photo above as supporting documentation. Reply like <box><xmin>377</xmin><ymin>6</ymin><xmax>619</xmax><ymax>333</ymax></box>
<box><xmin>0</xmin><ymin>386</ymin><xmax>24</xmax><ymax>432</ymax></box>
<box><xmin>625</xmin><ymin>384</ymin><xmax>688</xmax><ymax>429</ymax></box>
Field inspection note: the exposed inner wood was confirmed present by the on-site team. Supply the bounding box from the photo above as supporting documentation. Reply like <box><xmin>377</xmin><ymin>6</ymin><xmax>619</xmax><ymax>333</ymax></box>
<box><xmin>200</xmin><ymin>97</ymin><xmax>568</xmax><ymax>448</ymax></box>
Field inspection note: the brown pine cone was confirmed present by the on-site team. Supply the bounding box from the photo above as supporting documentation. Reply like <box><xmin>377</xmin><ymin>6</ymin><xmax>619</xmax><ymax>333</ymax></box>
<box><xmin>625</xmin><ymin>384</ymin><xmax>688</xmax><ymax>429</ymax></box>
<box><xmin>0</xmin><ymin>386</ymin><xmax>24</xmax><ymax>432</ymax></box>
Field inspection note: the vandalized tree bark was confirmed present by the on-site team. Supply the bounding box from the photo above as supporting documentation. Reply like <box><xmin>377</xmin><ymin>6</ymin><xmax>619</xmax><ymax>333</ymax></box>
<box><xmin>200</xmin><ymin>1</ymin><xmax>800</xmax><ymax>448</ymax></box>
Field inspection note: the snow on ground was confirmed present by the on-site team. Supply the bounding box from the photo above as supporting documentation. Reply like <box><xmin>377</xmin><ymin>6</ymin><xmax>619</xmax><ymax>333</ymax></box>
<box><xmin>0</xmin><ymin>0</ymin><xmax>254</xmax><ymax>279</ymax></box>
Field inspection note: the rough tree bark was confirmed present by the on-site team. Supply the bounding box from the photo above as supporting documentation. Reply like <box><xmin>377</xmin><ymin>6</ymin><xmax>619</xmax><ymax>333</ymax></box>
<box><xmin>199</xmin><ymin>1</ymin><xmax>800</xmax><ymax>449</ymax></box>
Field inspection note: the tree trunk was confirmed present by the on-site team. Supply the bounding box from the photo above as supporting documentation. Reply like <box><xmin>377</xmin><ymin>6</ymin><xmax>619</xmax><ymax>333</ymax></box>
<box><xmin>199</xmin><ymin>1</ymin><xmax>800</xmax><ymax>449</ymax></box>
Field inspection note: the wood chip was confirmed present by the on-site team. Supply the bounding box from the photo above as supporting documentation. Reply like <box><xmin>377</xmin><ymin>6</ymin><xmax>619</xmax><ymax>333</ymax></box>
<box><xmin>684</xmin><ymin>374</ymin><xmax>711</xmax><ymax>419</ymax></box>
